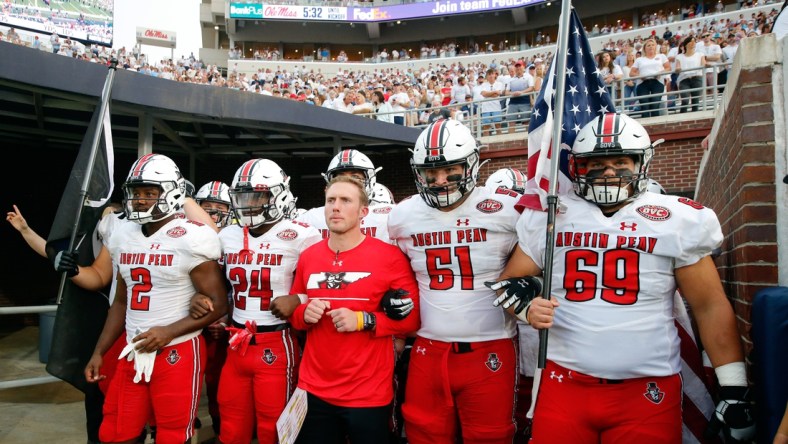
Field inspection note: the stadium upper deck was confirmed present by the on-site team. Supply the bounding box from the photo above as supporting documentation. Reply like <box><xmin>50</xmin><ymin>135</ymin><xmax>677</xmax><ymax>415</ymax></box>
<box><xmin>199</xmin><ymin>0</ymin><xmax>766</xmax><ymax>65</ymax></box>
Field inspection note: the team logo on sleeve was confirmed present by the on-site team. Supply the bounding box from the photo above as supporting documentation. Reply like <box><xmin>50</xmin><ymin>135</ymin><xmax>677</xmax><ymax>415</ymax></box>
<box><xmin>485</xmin><ymin>353</ymin><xmax>502</xmax><ymax>372</ymax></box>
<box><xmin>307</xmin><ymin>272</ymin><xmax>371</xmax><ymax>289</ymax></box>
<box><xmin>373</xmin><ymin>206</ymin><xmax>392</xmax><ymax>214</ymax></box>
<box><xmin>166</xmin><ymin>226</ymin><xmax>187</xmax><ymax>238</ymax></box>
<box><xmin>166</xmin><ymin>349</ymin><xmax>180</xmax><ymax>365</ymax></box>
<box><xmin>643</xmin><ymin>382</ymin><xmax>665</xmax><ymax>404</ymax></box>
<box><xmin>476</xmin><ymin>199</ymin><xmax>503</xmax><ymax>214</ymax></box>
<box><xmin>636</xmin><ymin>205</ymin><xmax>671</xmax><ymax>221</ymax></box>
<box><xmin>276</xmin><ymin>229</ymin><xmax>298</xmax><ymax>240</ymax></box>
<box><xmin>262</xmin><ymin>349</ymin><xmax>277</xmax><ymax>365</ymax></box>
<box><xmin>678</xmin><ymin>197</ymin><xmax>705</xmax><ymax>210</ymax></box>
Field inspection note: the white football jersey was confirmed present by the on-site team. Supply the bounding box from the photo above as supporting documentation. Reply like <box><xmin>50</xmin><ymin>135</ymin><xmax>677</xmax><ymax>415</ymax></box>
<box><xmin>517</xmin><ymin>192</ymin><xmax>723</xmax><ymax>379</ymax></box>
<box><xmin>296</xmin><ymin>203</ymin><xmax>394</xmax><ymax>243</ymax></box>
<box><xmin>388</xmin><ymin>187</ymin><xmax>520</xmax><ymax>342</ymax></box>
<box><xmin>219</xmin><ymin>220</ymin><xmax>321</xmax><ymax>326</ymax></box>
<box><xmin>109</xmin><ymin>215</ymin><xmax>221</xmax><ymax>345</ymax></box>
<box><xmin>96</xmin><ymin>211</ymin><xmax>125</xmax><ymax>305</ymax></box>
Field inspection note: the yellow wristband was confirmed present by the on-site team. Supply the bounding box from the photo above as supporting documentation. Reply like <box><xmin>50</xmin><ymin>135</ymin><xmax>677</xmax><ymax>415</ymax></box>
<box><xmin>356</xmin><ymin>311</ymin><xmax>364</xmax><ymax>332</ymax></box>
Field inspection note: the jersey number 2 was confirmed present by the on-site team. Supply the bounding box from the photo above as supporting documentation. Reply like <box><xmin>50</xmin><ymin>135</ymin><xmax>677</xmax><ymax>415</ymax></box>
<box><xmin>563</xmin><ymin>249</ymin><xmax>640</xmax><ymax>305</ymax></box>
<box><xmin>426</xmin><ymin>246</ymin><xmax>474</xmax><ymax>290</ymax></box>
<box><xmin>229</xmin><ymin>267</ymin><xmax>274</xmax><ymax>310</ymax></box>
<box><xmin>129</xmin><ymin>268</ymin><xmax>153</xmax><ymax>311</ymax></box>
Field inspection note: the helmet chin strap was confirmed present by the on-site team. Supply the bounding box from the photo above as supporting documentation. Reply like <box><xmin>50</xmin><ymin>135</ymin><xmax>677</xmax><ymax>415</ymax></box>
<box><xmin>586</xmin><ymin>185</ymin><xmax>630</xmax><ymax>206</ymax></box>
<box><xmin>435</xmin><ymin>189</ymin><xmax>463</xmax><ymax>207</ymax></box>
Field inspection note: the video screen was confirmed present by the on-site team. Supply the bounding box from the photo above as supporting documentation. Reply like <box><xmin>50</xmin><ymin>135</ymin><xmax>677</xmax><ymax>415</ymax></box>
<box><xmin>0</xmin><ymin>0</ymin><xmax>113</xmax><ymax>46</ymax></box>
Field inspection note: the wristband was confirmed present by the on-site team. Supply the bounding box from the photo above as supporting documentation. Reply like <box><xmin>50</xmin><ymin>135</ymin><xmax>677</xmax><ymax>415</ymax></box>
<box><xmin>714</xmin><ymin>361</ymin><xmax>747</xmax><ymax>387</ymax></box>
<box><xmin>297</xmin><ymin>293</ymin><xmax>308</xmax><ymax>304</ymax></box>
<box><xmin>356</xmin><ymin>311</ymin><xmax>364</xmax><ymax>332</ymax></box>
<box><xmin>363</xmin><ymin>312</ymin><xmax>376</xmax><ymax>331</ymax></box>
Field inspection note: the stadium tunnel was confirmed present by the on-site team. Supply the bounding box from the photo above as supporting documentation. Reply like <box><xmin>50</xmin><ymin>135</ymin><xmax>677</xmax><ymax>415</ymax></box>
<box><xmin>0</xmin><ymin>40</ymin><xmax>419</xmax><ymax>309</ymax></box>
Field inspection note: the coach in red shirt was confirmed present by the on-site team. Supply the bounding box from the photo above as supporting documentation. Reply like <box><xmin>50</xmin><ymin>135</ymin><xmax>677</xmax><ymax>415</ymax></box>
<box><xmin>290</xmin><ymin>175</ymin><xmax>419</xmax><ymax>444</ymax></box>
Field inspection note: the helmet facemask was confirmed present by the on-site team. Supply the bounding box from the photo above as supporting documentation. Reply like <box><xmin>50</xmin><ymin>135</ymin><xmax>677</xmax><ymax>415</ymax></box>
<box><xmin>122</xmin><ymin>154</ymin><xmax>186</xmax><ymax>225</ymax></box>
<box><xmin>570</xmin><ymin>113</ymin><xmax>657</xmax><ymax>207</ymax></box>
<box><xmin>411</xmin><ymin>120</ymin><xmax>482</xmax><ymax>209</ymax></box>
<box><xmin>412</xmin><ymin>151</ymin><xmax>480</xmax><ymax>209</ymax></box>
<box><xmin>570</xmin><ymin>150</ymin><xmax>651</xmax><ymax>206</ymax></box>
<box><xmin>230</xmin><ymin>159</ymin><xmax>291</xmax><ymax>228</ymax></box>
<box><xmin>123</xmin><ymin>180</ymin><xmax>182</xmax><ymax>224</ymax></box>
<box><xmin>195</xmin><ymin>181</ymin><xmax>232</xmax><ymax>227</ymax></box>
<box><xmin>200</xmin><ymin>202</ymin><xmax>232</xmax><ymax>228</ymax></box>
<box><xmin>230</xmin><ymin>182</ymin><xmax>288</xmax><ymax>228</ymax></box>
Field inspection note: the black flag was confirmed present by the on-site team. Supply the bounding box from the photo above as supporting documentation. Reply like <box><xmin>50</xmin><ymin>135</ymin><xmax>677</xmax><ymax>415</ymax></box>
<box><xmin>45</xmin><ymin>104</ymin><xmax>114</xmax><ymax>393</ymax></box>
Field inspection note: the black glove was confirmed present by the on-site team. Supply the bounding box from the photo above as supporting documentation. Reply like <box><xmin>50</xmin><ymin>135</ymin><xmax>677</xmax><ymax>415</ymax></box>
<box><xmin>54</xmin><ymin>250</ymin><xmax>80</xmax><ymax>277</ymax></box>
<box><xmin>381</xmin><ymin>289</ymin><xmax>414</xmax><ymax>320</ymax></box>
<box><xmin>184</xmin><ymin>179</ymin><xmax>195</xmax><ymax>198</ymax></box>
<box><xmin>704</xmin><ymin>386</ymin><xmax>756</xmax><ymax>442</ymax></box>
<box><xmin>485</xmin><ymin>276</ymin><xmax>542</xmax><ymax>315</ymax></box>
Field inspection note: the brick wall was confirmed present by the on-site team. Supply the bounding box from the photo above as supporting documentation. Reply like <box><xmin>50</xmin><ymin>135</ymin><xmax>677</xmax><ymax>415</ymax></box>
<box><xmin>475</xmin><ymin>117</ymin><xmax>712</xmax><ymax>196</ymax></box>
<box><xmin>696</xmin><ymin>65</ymin><xmax>780</xmax><ymax>355</ymax></box>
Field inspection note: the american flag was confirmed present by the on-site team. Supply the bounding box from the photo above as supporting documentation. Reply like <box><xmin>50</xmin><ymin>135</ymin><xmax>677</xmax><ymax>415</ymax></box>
<box><xmin>516</xmin><ymin>9</ymin><xmax>721</xmax><ymax>443</ymax></box>
<box><xmin>515</xmin><ymin>8</ymin><xmax>614</xmax><ymax>212</ymax></box>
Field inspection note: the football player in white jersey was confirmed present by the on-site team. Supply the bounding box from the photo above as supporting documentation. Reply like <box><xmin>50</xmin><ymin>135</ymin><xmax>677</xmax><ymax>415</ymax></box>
<box><xmin>485</xmin><ymin>167</ymin><xmax>527</xmax><ymax>195</ymax></box>
<box><xmin>484</xmin><ymin>166</ymin><xmax>535</xmax><ymax>444</ymax></box>
<box><xmin>210</xmin><ymin>159</ymin><xmax>320</xmax><ymax>444</ymax></box>
<box><xmin>370</xmin><ymin>182</ymin><xmax>396</xmax><ymax>205</ymax></box>
<box><xmin>296</xmin><ymin>148</ymin><xmax>393</xmax><ymax>242</ymax></box>
<box><xmin>84</xmin><ymin>153</ymin><xmax>228</xmax><ymax>444</ymax></box>
<box><xmin>194</xmin><ymin>179</ymin><xmax>234</xmax><ymax>437</ymax></box>
<box><xmin>195</xmin><ymin>180</ymin><xmax>233</xmax><ymax>228</ymax></box>
<box><xmin>492</xmin><ymin>113</ymin><xmax>754</xmax><ymax>443</ymax></box>
<box><xmin>389</xmin><ymin>119</ymin><xmax>521</xmax><ymax>444</ymax></box>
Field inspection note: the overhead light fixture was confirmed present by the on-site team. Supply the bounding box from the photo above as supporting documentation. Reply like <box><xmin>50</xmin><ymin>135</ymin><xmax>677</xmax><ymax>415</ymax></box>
<box><xmin>214</xmin><ymin>25</ymin><xmax>219</xmax><ymax>30</ymax></box>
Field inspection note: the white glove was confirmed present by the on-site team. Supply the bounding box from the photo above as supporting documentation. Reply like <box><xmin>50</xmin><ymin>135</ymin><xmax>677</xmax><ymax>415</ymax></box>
<box><xmin>132</xmin><ymin>349</ymin><xmax>156</xmax><ymax>383</ymax></box>
<box><xmin>118</xmin><ymin>340</ymin><xmax>137</xmax><ymax>362</ymax></box>
<box><xmin>117</xmin><ymin>335</ymin><xmax>157</xmax><ymax>383</ymax></box>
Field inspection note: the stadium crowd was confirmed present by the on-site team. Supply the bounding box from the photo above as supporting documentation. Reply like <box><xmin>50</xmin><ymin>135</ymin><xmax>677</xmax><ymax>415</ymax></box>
<box><xmin>0</xmin><ymin>3</ymin><xmax>779</xmax><ymax>128</ymax></box>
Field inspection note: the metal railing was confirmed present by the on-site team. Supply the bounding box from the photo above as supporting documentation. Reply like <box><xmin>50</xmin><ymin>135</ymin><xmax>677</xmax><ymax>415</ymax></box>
<box><xmin>0</xmin><ymin>305</ymin><xmax>60</xmax><ymax>389</ymax></box>
<box><xmin>363</xmin><ymin>62</ymin><xmax>730</xmax><ymax>138</ymax></box>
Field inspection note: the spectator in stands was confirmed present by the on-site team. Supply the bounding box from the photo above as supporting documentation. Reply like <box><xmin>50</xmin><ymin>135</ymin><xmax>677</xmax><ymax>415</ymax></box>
<box><xmin>427</xmin><ymin>98</ymin><xmax>451</xmax><ymax>123</ymax></box>
<box><xmin>675</xmin><ymin>36</ymin><xmax>706</xmax><ymax>113</ymax></box>
<box><xmin>531</xmin><ymin>64</ymin><xmax>545</xmax><ymax>107</ymax></box>
<box><xmin>506</xmin><ymin>61</ymin><xmax>535</xmax><ymax>131</ymax></box>
<box><xmin>50</xmin><ymin>32</ymin><xmax>60</xmax><ymax>54</ymax></box>
<box><xmin>597</xmin><ymin>51</ymin><xmax>623</xmax><ymax>95</ymax></box>
<box><xmin>352</xmin><ymin>90</ymin><xmax>374</xmax><ymax>116</ymax></box>
<box><xmin>389</xmin><ymin>83</ymin><xmax>411</xmax><ymax>126</ymax></box>
<box><xmin>449</xmin><ymin>77</ymin><xmax>470</xmax><ymax>105</ymax></box>
<box><xmin>621</xmin><ymin>50</ymin><xmax>640</xmax><ymax>112</ymax></box>
<box><xmin>440</xmin><ymin>79</ymin><xmax>453</xmax><ymax>106</ymax></box>
<box><xmin>697</xmin><ymin>32</ymin><xmax>723</xmax><ymax>93</ymax></box>
<box><xmin>479</xmin><ymin>68</ymin><xmax>504</xmax><ymax>136</ymax></box>
<box><xmin>372</xmin><ymin>90</ymin><xmax>394</xmax><ymax>123</ymax></box>
<box><xmin>629</xmin><ymin>38</ymin><xmax>670</xmax><ymax>118</ymax></box>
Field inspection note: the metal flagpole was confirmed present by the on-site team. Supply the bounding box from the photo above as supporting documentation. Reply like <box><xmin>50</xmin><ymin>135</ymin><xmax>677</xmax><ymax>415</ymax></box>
<box><xmin>56</xmin><ymin>59</ymin><xmax>118</xmax><ymax>304</ymax></box>
<box><xmin>538</xmin><ymin>0</ymin><xmax>573</xmax><ymax>369</ymax></box>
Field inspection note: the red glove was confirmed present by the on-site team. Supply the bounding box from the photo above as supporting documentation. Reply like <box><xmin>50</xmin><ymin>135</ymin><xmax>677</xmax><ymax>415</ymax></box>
<box><xmin>227</xmin><ymin>320</ymin><xmax>257</xmax><ymax>356</ymax></box>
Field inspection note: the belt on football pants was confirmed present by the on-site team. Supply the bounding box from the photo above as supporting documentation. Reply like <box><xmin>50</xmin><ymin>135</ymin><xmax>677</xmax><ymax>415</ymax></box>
<box><xmin>451</xmin><ymin>342</ymin><xmax>473</xmax><ymax>354</ymax></box>
<box><xmin>549</xmin><ymin>361</ymin><xmax>624</xmax><ymax>384</ymax></box>
<box><xmin>232</xmin><ymin>321</ymin><xmax>290</xmax><ymax>333</ymax></box>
